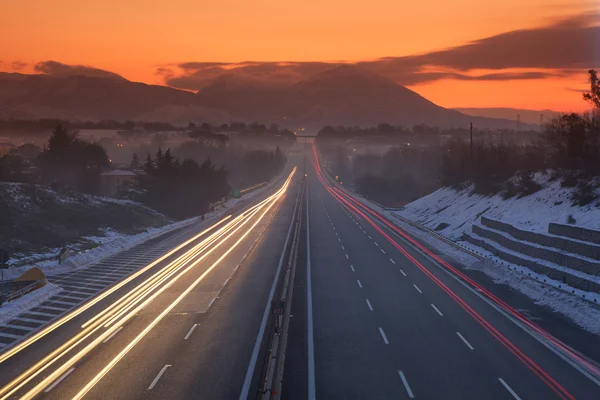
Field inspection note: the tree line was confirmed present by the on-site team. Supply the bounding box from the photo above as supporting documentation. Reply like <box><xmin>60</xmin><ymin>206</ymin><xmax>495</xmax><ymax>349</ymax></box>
<box><xmin>133</xmin><ymin>149</ymin><xmax>230</xmax><ymax>219</ymax></box>
<box><xmin>440</xmin><ymin>70</ymin><xmax>600</xmax><ymax>204</ymax></box>
<box><xmin>1</xmin><ymin>123</ymin><xmax>288</xmax><ymax>219</ymax></box>
<box><xmin>319</xmin><ymin>70</ymin><xmax>600</xmax><ymax>207</ymax></box>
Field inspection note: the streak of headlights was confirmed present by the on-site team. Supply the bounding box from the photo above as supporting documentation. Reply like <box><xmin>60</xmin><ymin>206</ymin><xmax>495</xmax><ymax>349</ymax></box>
<box><xmin>73</xmin><ymin>170</ymin><xmax>294</xmax><ymax>400</ymax></box>
<box><xmin>0</xmin><ymin>168</ymin><xmax>296</xmax><ymax>400</ymax></box>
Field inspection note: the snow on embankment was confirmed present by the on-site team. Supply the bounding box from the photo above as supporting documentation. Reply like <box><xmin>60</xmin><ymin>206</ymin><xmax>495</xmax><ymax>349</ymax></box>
<box><xmin>394</xmin><ymin>174</ymin><xmax>600</xmax><ymax>334</ymax></box>
<box><xmin>399</xmin><ymin>174</ymin><xmax>600</xmax><ymax>240</ymax></box>
<box><xmin>1</xmin><ymin>182</ymin><xmax>172</xmax><ymax>262</ymax></box>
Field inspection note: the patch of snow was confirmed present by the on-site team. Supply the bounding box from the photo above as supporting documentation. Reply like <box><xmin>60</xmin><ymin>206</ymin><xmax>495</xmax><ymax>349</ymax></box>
<box><xmin>467</xmin><ymin>258</ymin><xmax>600</xmax><ymax>334</ymax></box>
<box><xmin>3</xmin><ymin>215</ymin><xmax>201</xmax><ymax>281</ymax></box>
<box><xmin>399</xmin><ymin>173</ymin><xmax>600</xmax><ymax>240</ymax></box>
<box><xmin>0</xmin><ymin>283</ymin><xmax>63</xmax><ymax>325</ymax></box>
<box><xmin>464</xmin><ymin>231</ymin><xmax>600</xmax><ymax>285</ymax></box>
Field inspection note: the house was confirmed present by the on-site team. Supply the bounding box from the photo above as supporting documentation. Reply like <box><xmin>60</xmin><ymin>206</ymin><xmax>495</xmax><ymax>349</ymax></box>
<box><xmin>99</xmin><ymin>169</ymin><xmax>137</xmax><ymax>197</ymax></box>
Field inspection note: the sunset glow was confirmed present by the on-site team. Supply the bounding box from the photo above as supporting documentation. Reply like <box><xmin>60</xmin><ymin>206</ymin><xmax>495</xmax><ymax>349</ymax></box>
<box><xmin>2</xmin><ymin>0</ymin><xmax>599</xmax><ymax>110</ymax></box>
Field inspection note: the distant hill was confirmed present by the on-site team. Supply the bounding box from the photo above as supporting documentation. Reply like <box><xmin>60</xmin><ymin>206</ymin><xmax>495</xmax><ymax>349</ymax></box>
<box><xmin>283</xmin><ymin>65</ymin><xmax>479</xmax><ymax>128</ymax></box>
<box><xmin>0</xmin><ymin>73</ymin><xmax>230</xmax><ymax>125</ymax></box>
<box><xmin>454</xmin><ymin>107</ymin><xmax>562</xmax><ymax>125</ymax></box>
<box><xmin>0</xmin><ymin>70</ymin><xmax>533</xmax><ymax>129</ymax></box>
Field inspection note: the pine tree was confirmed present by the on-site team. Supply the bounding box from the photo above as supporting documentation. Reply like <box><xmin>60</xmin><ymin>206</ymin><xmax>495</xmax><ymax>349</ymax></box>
<box><xmin>131</xmin><ymin>153</ymin><xmax>140</xmax><ymax>170</ymax></box>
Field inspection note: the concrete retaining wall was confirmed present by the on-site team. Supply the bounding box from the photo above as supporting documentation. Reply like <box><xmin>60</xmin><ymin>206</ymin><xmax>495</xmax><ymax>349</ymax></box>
<box><xmin>549</xmin><ymin>223</ymin><xmax>600</xmax><ymax>245</ymax></box>
<box><xmin>473</xmin><ymin>225</ymin><xmax>600</xmax><ymax>276</ymax></box>
<box><xmin>463</xmin><ymin>233</ymin><xmax>600</xmax><ymax>293</ymax></box>
<box><xmin>481</xmin><ymin>216</ymin><xmax>600</xmax><ymax>260</ymax></box>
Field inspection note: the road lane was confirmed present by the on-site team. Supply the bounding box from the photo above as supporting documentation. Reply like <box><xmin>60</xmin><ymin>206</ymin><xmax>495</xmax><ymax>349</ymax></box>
<box><xmin>281</xmin><ymin>149</ymin><xmax>600</xmax><ymax>399</ymax></box>
<box><xmin>52</xmin><ymin>172</ymin><xmax>301</xmax><ymax>400</ymax></box>
<box><xmin>0</xmin><ymin>165</ymin><xmax>300</xmax><ymax>400</ymax></box>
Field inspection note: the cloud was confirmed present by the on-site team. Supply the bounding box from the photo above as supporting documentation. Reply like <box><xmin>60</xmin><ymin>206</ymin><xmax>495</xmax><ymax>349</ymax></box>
<box><xmin>155</xmin><ymin>67</ymin><xmax>174</xmax><ymax>79</ymax></box>
<box><xmin>33</xmin><ymin>60</ymin><xmax>126</xmax><ymax>80</ymax></box>
<box><xmin>161</xmin><ymin>12</ymin><xmax>600</xmax><ymax>90</ymax></box>
<box><xmin>11</xmin><ymin>61</ymin><xmax>28</xmax><ymax>70</ymax></box>
<box><xmin>360</xmin><ymin>12</ymin><xmax>599</xmax><ymax>76</ymax></box>
<box><xmin>164</xmin><ymin>61</ymin><xmax>334</xmax><ymax>90</ymax></box>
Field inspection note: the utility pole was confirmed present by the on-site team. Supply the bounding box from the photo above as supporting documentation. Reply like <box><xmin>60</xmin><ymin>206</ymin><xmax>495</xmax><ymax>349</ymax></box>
<box><xmin>470</xmin><ymin>122</ymin><xmax>473</xmax><ymax>167</ymax></box>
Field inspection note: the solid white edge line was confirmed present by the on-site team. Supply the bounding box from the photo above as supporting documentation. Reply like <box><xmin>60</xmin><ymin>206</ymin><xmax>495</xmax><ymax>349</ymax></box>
<box><xmin>431</xmin><ymin>304</ymin><xmax>444</xmax><ymax>317</ymax></box>
<box><xmin>148</xmin><ymin>364</ymin><xmax>171</xmax><ymax>390</ymax></box>
<box><xmin>307</xmin><ymin>179</ymin><xmax>317</xmax><ymax>400</ymax></box>
<box><xmin>44</xmin><ymin>367</ymin><xmax>75</xmax><ymax>393</ymax></box>
<box><xmin>366</xmin><ymin>299</ymin><xmax>374</xmax><ymax>311</ymax></box>
<box><xmin>184</xmin><ymin>324</ymin><xmax>198</xmax><ymax>340</ymax></box>
<box><xmin>378</xmin><ymin>327</ymin><xmax>389</xmax><ymax>344</ymax></box>
<box><xmin>413</xmin><ymin>284</ymin><xmax>422</xmax><ymax>294</ymax></box>
<box><xmin>456</xmin><ymin>332</ymin><xmax>475</xmax><ymax>350</ymax></box>
<box><xmin>498</xmin><ymin>378</ymin><xmax>522</xmax><ymax>400</ymax></box>
<box><xmin>239</xmin><ymin>179</ymin><xmax>300</xmax><ymax>400</ymax></box>
<box><xmin>102</xmin><ymin>326</ymin><xmax>123</xmax><ymax>343</ymax></box>
<box><xmin>357</xmin><ymin>280</ymin><xmax>363</xmax><ymax>288</ymax></box>
<box><xmin>398</xmin><ymin>370</ymin><xmax>415</xmax><ymax>398</ymax></box>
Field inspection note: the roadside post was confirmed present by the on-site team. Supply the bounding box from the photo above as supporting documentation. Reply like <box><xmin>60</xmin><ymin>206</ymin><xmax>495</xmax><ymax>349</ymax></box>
<box><xmin>0</xmin><ymin>249</ymin><xmax>10</xmax><ymax>282</ymax></box>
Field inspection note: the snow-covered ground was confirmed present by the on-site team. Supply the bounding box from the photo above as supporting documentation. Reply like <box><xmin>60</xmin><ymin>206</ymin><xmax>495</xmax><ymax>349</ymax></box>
<box><xmin>2</xmin><ymin>216</ymin><xmax>201</xmax><ymax>281</ymax></box>
<box><xmin>400</xmin><ymin>173</ymin><xmax>600</xmax><ymax>240</ymax></box>
<box><xmin>0</xmin><ymin>283</ymin><xmax>62</xmax><ymax>325</ymax></box>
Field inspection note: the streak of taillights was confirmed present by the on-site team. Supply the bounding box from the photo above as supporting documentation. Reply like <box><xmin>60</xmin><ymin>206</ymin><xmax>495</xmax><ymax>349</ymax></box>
<box><xmin>312</xmin><ymin>146</ymin><xmax>576</xmax><ymax>400</ymax></box>
<box><xmin>328</xmin><ymin>158</ymin><xmax>600</xmax><ymax>380</ymax></box>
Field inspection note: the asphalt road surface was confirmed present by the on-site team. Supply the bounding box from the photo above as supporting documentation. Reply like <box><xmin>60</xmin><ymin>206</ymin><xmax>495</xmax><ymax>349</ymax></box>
<box><xmin>1</xmin><ymin>143</ymin><xmax>600</xmax><ymax>400</ymax></box>
<box><xmin>282</xmin><ymin>146</ymin><xmax>600</xmax><ymax>400</ymax></box>
<box><xmin>0</xmin><ymin>161</ymin><xmax>302</xmax><ymax>400</ymax></box>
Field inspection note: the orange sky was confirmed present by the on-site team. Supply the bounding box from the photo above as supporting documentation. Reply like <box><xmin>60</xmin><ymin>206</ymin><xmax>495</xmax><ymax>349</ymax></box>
<box><xmin>2</xmin><ymin>0</ymin><xmax>598</xmax><ymax>111</ymax></box>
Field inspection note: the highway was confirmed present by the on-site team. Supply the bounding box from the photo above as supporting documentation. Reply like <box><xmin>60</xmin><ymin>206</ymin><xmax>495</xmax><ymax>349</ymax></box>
<box><xmin>282</xmin><ymin>144</ymin><xmax>600</xmax><ymax>400</ymax></box>
<box><xmin>0</xmin><ymin>141</ymin><xmax>600</xmax><ymax>400</ymax></box>
<box><xmin>0</xmin><ymin>161</ymin><xmax>302</xmax><ymax>399</ymax></box>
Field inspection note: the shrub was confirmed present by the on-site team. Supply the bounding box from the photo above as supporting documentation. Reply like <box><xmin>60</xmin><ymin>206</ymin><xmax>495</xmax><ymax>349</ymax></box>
<box><xmin>571</xmin><ymin>181</ymin><xmax>598</xmax><ymax>206</ymax></box>
<box><xmin>516</xmin><ymin>172</ymin><xmax>542</xmax><ymax>198</ymax></box>
<box><xmin>561</xmin><ymin>172</ymin><xmax>579</xmax><ymax>188</ymax></box>
<box><xmin>501</xmin><ymin>180</ymin><xmax>518</xmax><ymax>199</ymax></box>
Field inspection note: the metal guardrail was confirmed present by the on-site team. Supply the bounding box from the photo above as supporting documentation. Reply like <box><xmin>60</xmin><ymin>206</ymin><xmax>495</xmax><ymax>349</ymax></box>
<box><xmin>258</xmin><ymin>178</ymin><xmax>305</xmax><ymax>400</ymax></box>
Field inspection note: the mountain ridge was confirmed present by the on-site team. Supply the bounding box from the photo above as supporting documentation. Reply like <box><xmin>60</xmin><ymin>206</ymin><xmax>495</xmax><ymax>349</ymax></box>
<box><xmin>0</xmin><ymin>69</ymin><xmax>533</xmax><ymax>129</ymax></box>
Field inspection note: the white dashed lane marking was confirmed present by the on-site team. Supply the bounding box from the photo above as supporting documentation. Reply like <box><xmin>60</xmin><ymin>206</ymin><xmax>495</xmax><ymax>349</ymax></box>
<box><xmin>431</xmin><ymin>304</ymin><xmax>443</xmax><ymax>316</ymax></box>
